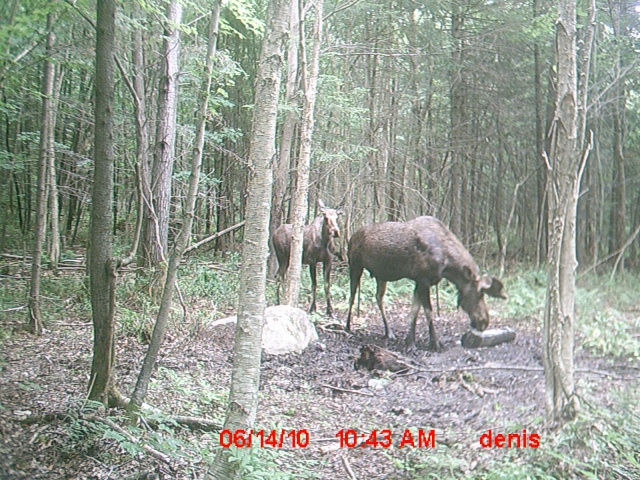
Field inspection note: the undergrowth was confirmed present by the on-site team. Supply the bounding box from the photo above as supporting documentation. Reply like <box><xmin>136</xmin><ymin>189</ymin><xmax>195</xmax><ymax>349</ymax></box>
<box><xmin>471</xmin><ymin>384</ymin><xmax>640</xmax><ymax>479</ymax></box>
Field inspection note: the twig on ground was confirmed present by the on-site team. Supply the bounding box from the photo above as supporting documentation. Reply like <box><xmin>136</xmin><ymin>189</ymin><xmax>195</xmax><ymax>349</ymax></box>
<box><xmin>321</xmin><ymin>384</ymin><xmax>374</xmax><ymax>397</ymax></box>
<box><xmin>341</xmin><ymin>454</ymin><xmax>358</xmax><ymax>480</ymax></box>
<box><xmin>85</xmin><ymin>414</ymin><xmax>172</xmax><ymax>465</ymax></box>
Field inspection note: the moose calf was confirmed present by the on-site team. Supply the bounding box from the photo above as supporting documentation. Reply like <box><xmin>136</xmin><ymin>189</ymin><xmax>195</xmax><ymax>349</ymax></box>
<box><xmin>272</xmin><ymin>200</ymin><xmax>342</xmax><ymax>316</ymax></box>
<box><xmin>346</xmin><ymin>216</ymin><xmax>506</xmax><ymax>350</ymax></box>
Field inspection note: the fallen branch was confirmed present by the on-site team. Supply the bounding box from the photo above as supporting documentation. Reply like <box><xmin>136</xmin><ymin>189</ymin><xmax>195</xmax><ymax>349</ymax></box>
<box><xmin>321</xmin><ymin>383</ymin><xmax>374</xmax><ymax>397</ymax></box>
<box><xmin>85</xmin><ymin>414</ymin><xmax>172</xmax><ymax>465</ymax></box>
<box><xmin>184</xmin><ymin>221</ymin><xmax>245</xmax><ymax>254</ymax></box>
<box><xmin>341</xmin><ymin>454</ymin><xmax>358</xmax><ymax>480</ymax></box>
<box><xmin>1</xmin><ymin>253</ymin><xmax>30</xmax><ymax>260</ymax></box>
<box><xmin>158</xmin><ymin>415</ymin><xmax>221</xmax><ymax>432</ymax></box>
<box><xmin>1</xmin><ymin>305</ymin><xmax>26</xmax><ymax>312</ymax></box>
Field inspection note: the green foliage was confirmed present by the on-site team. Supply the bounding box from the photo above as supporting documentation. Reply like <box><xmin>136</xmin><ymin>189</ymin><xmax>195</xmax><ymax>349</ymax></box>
<box><xmin>474</xmin><ymin>385</ymin><xmax>640</xmax><ymax>479</ymax></box>
<box><xmin>225</xmin><ymin>445</ymin><xmax>321</xmax><ymax>479</ymax></box>
<box><xmin>388</xmin><ymin>444</ymin><xmax>467</xmax><ymax>479</ymax></box>
<box><xmin>179</xmin><ymin>254</ymin><xmax>241</xmax><ymax>316</ymax></box>
<box><xmin>496</xmin><ymin>269</ymin><xmax>547</xmax><ymax>320</ymax></box>
<box><xmin>389</xmin><ymin>385</ymin><xmax>640</xmax><ymax>480</ymax></box>
<box><xmin>579</xmin><ymin>310</ymin><xmax>640</xmax><ymax>359</ymax></box>
<box><xmin>118</xmin><ymin>305</ymin><xmax>154</xmax><ymax>342</ymax></box>
<box><xmin>0</xmin><ymin>273</ymin><xmax>89</xmax><ymax>335</ymax></box>
<box><xmin>152</xmin><ymin>366</ymin><xmax>228</xmax><ymax>421</ymax></box>
<box><xmin>576</xmin><ymin>272</ymin><xmax>640</xmax><ymax>359</ymax></box>
<box><xmin>524</xmin><ymin>4</ymin><xmax>556</xmax><ymax>41</ymax></box>
<box><xmin>222</xmin><ymin>0</ymin><xmax>265</xmax><ymax>39</ymax></box>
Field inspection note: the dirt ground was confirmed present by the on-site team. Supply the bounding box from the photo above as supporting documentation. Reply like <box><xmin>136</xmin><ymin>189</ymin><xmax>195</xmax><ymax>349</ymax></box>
<box><xmin>0</xmin><ymin>295</ymin><xmax>636</xmax><ymax>479</ymax></box>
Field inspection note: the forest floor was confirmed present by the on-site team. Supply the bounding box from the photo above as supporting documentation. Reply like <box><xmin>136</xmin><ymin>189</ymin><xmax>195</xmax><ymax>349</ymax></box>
<box><xmin>1</xmin><ymin>266</ymin><xmax>640</xmax><ymax>479</ymax></box>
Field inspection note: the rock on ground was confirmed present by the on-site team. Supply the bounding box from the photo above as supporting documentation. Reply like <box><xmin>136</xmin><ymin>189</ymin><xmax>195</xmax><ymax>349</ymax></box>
<box><xmin>214</xmin><ymin>305</ymin><xmax>318</xmax><ymax>355</ymax></box>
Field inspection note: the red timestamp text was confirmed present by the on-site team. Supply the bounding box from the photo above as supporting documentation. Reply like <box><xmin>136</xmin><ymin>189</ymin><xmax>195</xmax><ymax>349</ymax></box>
<box><xmin>335</xmin><ymin>428</ymin><xmax>436</xmax><ymax>449</ymax></box>
<box><xmin>219</xmin><ymin>429</ymin><xmax>310</xmax><ymax>449</ymax></box>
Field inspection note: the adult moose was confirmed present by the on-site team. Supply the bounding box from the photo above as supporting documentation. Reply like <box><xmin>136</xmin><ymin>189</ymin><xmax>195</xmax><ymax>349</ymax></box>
<box><xmin>346</xmin><ymin>216</ymin><xmax>506</xmax><ymax>351</ymax></box>
<box><xmin>272</xmin><ymin>200</ymin><xmax>342</xmax><ymax>316</ymax></box>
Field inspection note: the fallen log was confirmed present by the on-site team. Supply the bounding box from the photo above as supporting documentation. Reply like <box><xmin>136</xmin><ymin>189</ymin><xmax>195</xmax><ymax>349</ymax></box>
<box><xmin>461</xmin><ymin>327</ymin><xmax>516</xmax><ymax>349</ymax></box>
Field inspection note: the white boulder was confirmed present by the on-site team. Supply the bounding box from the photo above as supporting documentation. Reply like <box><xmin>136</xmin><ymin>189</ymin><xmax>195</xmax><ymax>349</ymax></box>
<box><xmin>212</xmin><ymin>305</ymin><xmax>318</xmax><ymax>355</ymax></box>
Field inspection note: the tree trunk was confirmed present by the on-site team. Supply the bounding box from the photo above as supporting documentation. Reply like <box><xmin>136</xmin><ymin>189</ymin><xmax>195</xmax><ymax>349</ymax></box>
<box><xmin>607</xmin><ymin>0</ymin><xmax>626</xmax><ymax>273</ymax></box>
<box><xmin>48</xmin><ymin>64</ymin><xmax>64</xmax><ymax>272</ymax></box>
<box><xmin>543</xmin><ymin>0</ymin><xmax>588</xmax><ymax>424</ymax></box>
<box><xmin>133</xmin><ymin>2</ymin><xmax>152</xmax><ymax>270</ymax></box>
<box><xmin>128</xmin><ymin>1</ymin><xmax>220</xmax><ymax>418</ymax></box>
<box><xmin>27</xmin><ymin>13</ymin><xmax>55</xmax><ymax>336</ymax></box>
<box><xmin>282</xmin><ymin>0</ymin><xmax>323</xmax><ymax>307</ymax></box>
<box><xmin>88</xmin><ymin>0</ymin><xmax>117</xmax><ymax>405</ymax></box>
<box><xmin>208</xmin><ymin>0</ymin><xmax>290</xmax><ymax>476</ymax></box>
<box><xmin>268</xmin><ymin>1</ymin><xmax>300</xmax><ymax>279</ymax></box>
<box><xmin>140</xmin><ymin>0</ymin><xmax>182</xmax><ymax>268</ymax></box>
<box><xmin>533</xmin><ymin>0</ymin><xmax>548</xmax><ymax>266</ymax></box>
<box><xmin>449</xmin><ymin>3</ymin><xmax>465</xmax><ymax>236</ymax></box>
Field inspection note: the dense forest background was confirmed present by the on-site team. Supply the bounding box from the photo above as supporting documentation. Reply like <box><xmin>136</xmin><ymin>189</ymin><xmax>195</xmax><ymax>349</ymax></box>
<box><xmin>2</xmin><ymin>0</ymin><xmax>640</xmax><ymax>478</ymax></box>
<box><xmin>1</xmin><ymin>0</ymin><xmax>638</xmax><ymax>271</ymax></box>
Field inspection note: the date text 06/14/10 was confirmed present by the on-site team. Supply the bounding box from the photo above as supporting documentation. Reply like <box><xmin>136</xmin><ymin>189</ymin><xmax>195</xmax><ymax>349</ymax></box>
<box><xmin>219</xmin><ymin>429</ymin><xmax>309</xmax><ymax>449</ymax></box>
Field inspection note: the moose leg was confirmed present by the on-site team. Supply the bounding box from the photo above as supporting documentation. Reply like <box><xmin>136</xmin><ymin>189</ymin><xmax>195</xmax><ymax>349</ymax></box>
<box><xmin>345</xmin><ymin>265</ymin><xmax>363</xmax><ymax>332</ymax></box>
<box><xmin>415</xmin><ymin>284</ymin><xmax>440</xmax><ymax>351</ymax></box>
<box><xmin>375</xmin><ymin>280</ymin><xmax>396</xmax><ymax>341</ymax></box>
<box><xmin>323</xmin><ymin>260</ymin><xmax>333</xmax><ymax>317</ymax></box>
<box><xmin>406</xmin><ymin>285</ymin><xmax>423</xmax><ymax>347</ymax></box>
<box><xmin>275</xmin><ymin>264</ymin><xmax>286</xmax><ymax>305</ymax></box>
<box><xmin>308</xmin><ymin>263</ymin><xmax>318</xmax><ymax>313</ymax></box>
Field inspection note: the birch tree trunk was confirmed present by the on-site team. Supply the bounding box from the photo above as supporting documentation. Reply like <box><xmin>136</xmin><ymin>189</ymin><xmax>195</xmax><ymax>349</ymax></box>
<box><xmin>209</xmin><ymin>0</ymin><xmax>291</xmax><ymax>476</ymax></box>
<box><xmin>27</xmin><ymin>13</ymin><xmax>55</xmax><ymax>336</ymax></box>
<box><xmin>282</xmin><ymin>0</ymin><xmax>323</xmax><ymax>307</ymax></box>
<box><xmin>88</xmin><ymin>0</ymin><xmax>117</xmax><ymax>405</ymax></box>
<box><xmin>128</xmin><ymin>1</ymin><xmax>221</xmax><ymax>417</ymax></box>
<box><xmin>268</xmin><ymin>2</ymin><xmax>300</xmax><ymax>279</ymax></box>
<box><xmin>48</xmin><ymin>65</ymin><xmax>63</xmax><ymax>272</ymax></box>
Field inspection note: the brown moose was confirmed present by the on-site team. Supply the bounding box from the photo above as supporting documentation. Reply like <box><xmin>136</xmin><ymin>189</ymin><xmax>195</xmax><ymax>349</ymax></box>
<box><xmin>345</xmin><ymin>216</ymin><xmax>506</xmax><ymax>350</ymax></box>
<box><xmin>272</xmin><ymin>200</ymin><xmax>342</xmax><ymax>316</ymax></box>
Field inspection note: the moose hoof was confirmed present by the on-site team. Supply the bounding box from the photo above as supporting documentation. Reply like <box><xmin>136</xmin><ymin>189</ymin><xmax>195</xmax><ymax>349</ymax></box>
<box><xmin>429</xmin><ymin>341</ymin><xmax>444</xmax><ymax>353</ymax></box>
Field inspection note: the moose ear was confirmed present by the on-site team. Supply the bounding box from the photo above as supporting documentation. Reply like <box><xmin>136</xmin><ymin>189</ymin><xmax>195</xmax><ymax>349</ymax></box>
<box><xmin>336</xmin><ymin>200</ymin><xmax>346</xmax><ymax>215</ymax></box>
<box><xmin>462</xmin><ymin>266</ymin><xmax>474</xmax><ymax>281</ymax></box>
<box><xmin>318</xmin><ymin>199</ymin><xmax>326</xmax><ymax>210</ymax></box>
<box><xmin>480</xmin><ymin>275</ymin><xmax>507</xmax><ymax>299</ymax></box>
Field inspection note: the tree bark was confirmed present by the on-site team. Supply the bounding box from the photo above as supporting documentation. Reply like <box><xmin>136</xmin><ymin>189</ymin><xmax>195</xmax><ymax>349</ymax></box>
<box><xmin>607</xmin><ymin>0</ymin><xmax>626</xmax><ymax>273</ymax></box>
<box><xmin>208</xmin><ymin>0</ymin><xmax>290</xmax><ymax>476</ymax></box>
<box><xmin>543</xmin><ymin>0</ymin><xmax>587</xmax><ymax>424</ymax></box>
<box><xmin>268</xmin><ymin>1</ymin><xmax>300</xmax><ymax>279</ymax></box>
<box><xmin>533</xmin><ymin>0</ymin><xmax>548</xmax><ymax>266</ymax></box>
<box><xmin>132</xmin><ymin>2</ymin><xmax>152</xmax><ymax>270</ymax></box>
<box><xmin>88</xmin><ymin>0</ymin><xmax>117</xmax><ymax>405</ymax></box>
<box><xmin>48</xmin><ymin>63</ymin><xmax>63</xmax><ymax>272</ymax></box>
<box><xmin>282</xmin><ymin>0</ymin><xmax>324</xmax><ymax>307</ymax></box>
<box><xmin>27</xmin><ymin>13</ymin><xmax>55</xmax><ymax>336</ymax></box>
<box><xmin>128</xmin><ymin>1</ymin><xmax>221</xmax><ymax>417</ymax></box>
<box><xmin>449</xmin><ymin>3</ymin><xmax>466</xmax><ymax>236</ymax></box>
<box><xmin>140</xmin><ymin>0</ymin><xmax>183</xmax><ymax>268</ymax></box>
